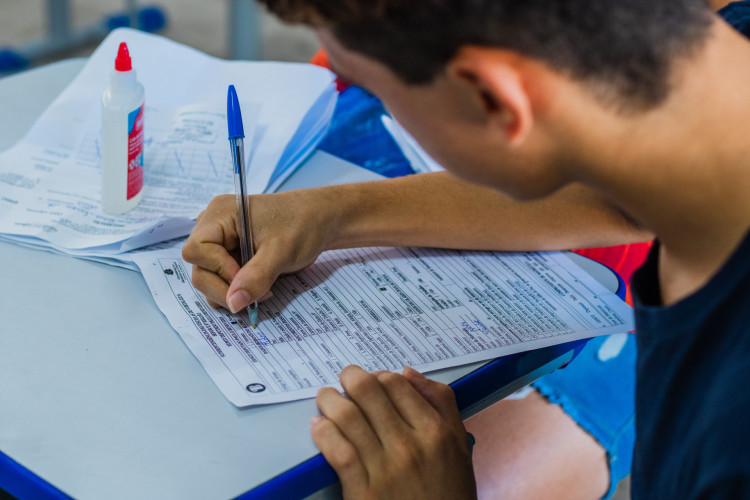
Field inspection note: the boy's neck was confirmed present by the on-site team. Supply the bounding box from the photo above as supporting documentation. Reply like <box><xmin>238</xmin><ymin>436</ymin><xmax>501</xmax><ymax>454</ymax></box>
<box><xmin>573</xmin><ymin>20</ymin><xmax>750</xmax><ymax>303</ymax></box>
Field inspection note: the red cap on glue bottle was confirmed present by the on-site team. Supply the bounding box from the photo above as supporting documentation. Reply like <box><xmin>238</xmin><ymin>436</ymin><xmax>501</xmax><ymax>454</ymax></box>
<box><xmin>108</xmin><ymin>42</ymin><xmax>138</xmax><ymax>90</ymax></box>
<box><xmin>115</xmin><ymin>42</ymin><xmax>133</xmax><ymax>72</ymax></box>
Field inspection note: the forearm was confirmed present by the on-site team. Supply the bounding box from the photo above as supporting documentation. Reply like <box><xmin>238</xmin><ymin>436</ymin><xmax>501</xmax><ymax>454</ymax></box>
<box><xmin>315</xmin><ymin>171</ymin><xmax>651</xmax><ymax>251</ymax></box>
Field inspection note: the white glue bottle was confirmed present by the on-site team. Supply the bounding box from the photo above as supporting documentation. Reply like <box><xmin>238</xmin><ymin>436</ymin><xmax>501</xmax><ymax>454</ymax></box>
<box><xmin>101</xmin><ymin>41</ymin><xmax>145</xmax><ymax>214</ymax></box>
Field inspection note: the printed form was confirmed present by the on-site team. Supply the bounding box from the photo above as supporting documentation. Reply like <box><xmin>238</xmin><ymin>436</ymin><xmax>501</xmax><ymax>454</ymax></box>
<box><xmin>134</xmin><ymin>247</ymin><xmax>634</xmax><ymax>407</ymax></box>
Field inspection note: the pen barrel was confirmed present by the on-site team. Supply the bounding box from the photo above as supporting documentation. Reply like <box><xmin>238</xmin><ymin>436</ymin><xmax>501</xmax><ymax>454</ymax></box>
<box><xmin>231</xmin><ymin>138</ymin><xmax>254</xmax><ymax>266</ymax></box>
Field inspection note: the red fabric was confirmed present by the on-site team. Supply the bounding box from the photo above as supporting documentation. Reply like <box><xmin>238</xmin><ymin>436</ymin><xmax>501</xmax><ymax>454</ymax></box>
<box><xmin>309</xmin><ymin>49</ymin><xmax>351</xmax><ymax>91</ymax></box>
<box><xmin>309</xmin><ymin>49</ymin><xmax>329</xmax><ymax>68</ymax></box>
<box><xmin>573</xmin><ymin>242</ymin><xmax>653</xmax><ymax>305</ymax></box>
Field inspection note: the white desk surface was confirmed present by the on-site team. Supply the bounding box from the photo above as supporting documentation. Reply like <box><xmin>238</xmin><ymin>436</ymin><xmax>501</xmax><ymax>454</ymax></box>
<box><xmin>0</xmin><ymin>59</ymin><xmax>618</xmax><ymax>500</ymax></box>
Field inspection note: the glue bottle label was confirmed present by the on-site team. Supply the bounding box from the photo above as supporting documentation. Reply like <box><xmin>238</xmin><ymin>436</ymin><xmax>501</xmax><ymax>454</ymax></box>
<box><xmin>127</xmin><ymin>104</ymin><xmax>144</xmax><ymax>200</ymax></box>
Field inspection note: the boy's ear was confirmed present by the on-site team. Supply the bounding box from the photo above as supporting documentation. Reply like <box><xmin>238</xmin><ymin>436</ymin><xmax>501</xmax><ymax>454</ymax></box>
<box><xmin>447</xmin><ymin>47</ymin><xmax>533</xmax><ymax>148</ymax></box>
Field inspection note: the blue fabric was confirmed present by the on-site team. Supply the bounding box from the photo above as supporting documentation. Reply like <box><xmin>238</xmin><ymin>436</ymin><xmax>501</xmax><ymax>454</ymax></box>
<box><xmin>319</xmin><ymin>83</ymin><xmax>637</xmax><ymax>499</ymax></box>
<box><xmin>318</xmin><ymin>86</ymin><xmax>415</xmax><ymax>179</ymax></box>
<box><xmin>533</xmin><ymin>335</ymin><xmax>636</xmax><ymax>499</ymax></box>
<box><xmin>719</xmin><ymin>1</ymin><xmax>750</xmax><ymax>37</ymax></box>
<box><xmin>630</xmin><ymin>234</ymin><xmax>750</xmax><ymax>499</ymax></box>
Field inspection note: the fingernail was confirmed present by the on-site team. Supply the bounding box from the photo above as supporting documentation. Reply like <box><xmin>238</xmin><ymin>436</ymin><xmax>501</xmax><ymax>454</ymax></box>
<box><xmin>227</xmin><ymin>290</ymin><xmax>251</xmax><ymax>313</ymax></box>
<box><xmin>310</xmin><ymin>415</ymin><xmax>323</xmax><ymax>427</ymax></box>
<box><xmin>258</xmin><ymin>291</ymin><xmax>273</xmax><ymax>302</ymax></box>
<box><xmin>404</xmin><ymin>366</ymin><xmax>425</xmax><ymax>379</ymax></box>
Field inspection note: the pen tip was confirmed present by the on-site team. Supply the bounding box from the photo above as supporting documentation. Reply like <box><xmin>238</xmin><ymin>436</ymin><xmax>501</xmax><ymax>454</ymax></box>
<box><xmin>252</xmin><ymin>324</ymin><xmax>257</xmax><ymax>329</ymax></box>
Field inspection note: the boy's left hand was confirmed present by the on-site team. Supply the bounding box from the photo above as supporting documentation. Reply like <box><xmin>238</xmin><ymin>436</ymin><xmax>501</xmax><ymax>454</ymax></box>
<box><xmin>311</xmin><ymin>365</ymin><xmax>477</xmax><ymax>499</ymax></box>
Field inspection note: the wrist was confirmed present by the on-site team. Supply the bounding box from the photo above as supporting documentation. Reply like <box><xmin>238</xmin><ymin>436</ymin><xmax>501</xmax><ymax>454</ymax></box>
<box><xmin>318</xmin><ymin>177</ymin><xmax>436</xmax><ymax>250</ymax></box>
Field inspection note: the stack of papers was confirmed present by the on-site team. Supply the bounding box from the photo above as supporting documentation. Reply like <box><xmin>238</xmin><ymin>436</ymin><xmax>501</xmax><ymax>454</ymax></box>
<box><xmin>0</xmin><ymin>28</ymin><xmax>336</xmax><ymax>268</ymax></box>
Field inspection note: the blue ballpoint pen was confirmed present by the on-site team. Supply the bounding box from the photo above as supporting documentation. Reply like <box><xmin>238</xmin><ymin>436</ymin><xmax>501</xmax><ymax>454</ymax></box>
<box><xmin>227</xmin><ymin>85</ymin><xmax>259</xmax><ymax>328</ymax></box>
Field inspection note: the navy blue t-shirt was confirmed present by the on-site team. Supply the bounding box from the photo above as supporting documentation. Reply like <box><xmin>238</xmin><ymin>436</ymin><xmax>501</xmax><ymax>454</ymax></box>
<box><xmin>630</xmin><ymin>231</ymin><xmax>750</xmax><ymax>498</ymax></box>
<box><xmin>630</xmin><ymin>5</ymin><xmax>750</xmax><ymax>496</ymax></box>
<box><xmin>719</xmin><ymin>0</ymin><xmax>750</xmax><ymax>38</ymax></box>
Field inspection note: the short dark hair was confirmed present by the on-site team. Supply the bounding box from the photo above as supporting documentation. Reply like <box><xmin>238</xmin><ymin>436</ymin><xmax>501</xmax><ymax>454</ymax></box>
<box><xmin>259</xmin><ymin>0</ymin><xmax>713</xmax><ymax>111</ymax></box>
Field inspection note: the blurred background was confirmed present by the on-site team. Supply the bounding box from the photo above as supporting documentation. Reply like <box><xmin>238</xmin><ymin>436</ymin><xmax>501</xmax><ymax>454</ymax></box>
<box><xmin>0</xmin><ymin>0</ymin><xmax>320</xmax><ymax>75</ymax></box>
<box><xmin>1</xmin><ymin>0</ymin><xmax>734</xmax><ymax>74</ymax></box>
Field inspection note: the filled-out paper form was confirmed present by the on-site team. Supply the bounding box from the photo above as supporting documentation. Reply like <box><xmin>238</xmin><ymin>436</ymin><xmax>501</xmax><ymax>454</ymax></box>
<box><xmin>133</xmin><ymin>246</ymin><xmax>634</xmax><ymax>406</ymax></box>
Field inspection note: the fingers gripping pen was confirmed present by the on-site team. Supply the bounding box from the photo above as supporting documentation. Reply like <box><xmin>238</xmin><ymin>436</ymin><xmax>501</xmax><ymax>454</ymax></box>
<box><xmin>227</xmin><ymin>85</ymin><xmax>259</xmax><ymax>327</ymax></box>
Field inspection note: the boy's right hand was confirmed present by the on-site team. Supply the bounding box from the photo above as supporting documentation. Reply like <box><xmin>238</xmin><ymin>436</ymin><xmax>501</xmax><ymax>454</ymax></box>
<box><xmin>182</xmin><ymin>189</ymin><xmax>340</xmax><ymax>313</ymax></box>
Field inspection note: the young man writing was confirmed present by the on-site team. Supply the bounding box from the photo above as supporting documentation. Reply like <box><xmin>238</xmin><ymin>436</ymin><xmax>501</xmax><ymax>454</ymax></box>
<box><xmin>183</xmin><ymin>1</ymin><xmax>750</xmax><ymax>497</ymax></box>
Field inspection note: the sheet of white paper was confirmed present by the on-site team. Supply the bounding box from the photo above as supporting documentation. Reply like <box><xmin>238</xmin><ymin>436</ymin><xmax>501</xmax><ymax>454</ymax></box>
<box><xmin>381</xmin><ymin>115</ymin><xmax>445</xmax><ymax>174</ymax></box>
<box><xmin>0</xmin><ymin>28</ymin><xmax>335</xmax><ymax>252</ymax></box>
<box><xmin>133</xmin><ymin>246</ymin><xmax>634</xmax><ymax>407</ymax></box>
<box><xmin>0</xmin><ymin>233</ymin><xmax>187</xmax><ymax>270</ymax></box>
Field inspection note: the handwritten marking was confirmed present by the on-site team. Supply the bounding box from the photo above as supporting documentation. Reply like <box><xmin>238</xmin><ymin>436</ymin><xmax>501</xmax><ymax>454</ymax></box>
<box><xmin>254</xmin><ymin>330</ymin><xmax>271</xmax><ymax>346</ymax></box>
<box><xmin>461</xmin><ymin>320</ymin><xmax>490</xmax><ymax>335</ymax></box>
<box><xmin>207</xmin><ymin>151</ymin><xmax>218</xmax><ymax>177</ymax></box>
<box><xmin>174</xmin><ymin>150</ymin><xmax>185</xmax><ymax>172</ymax></box>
